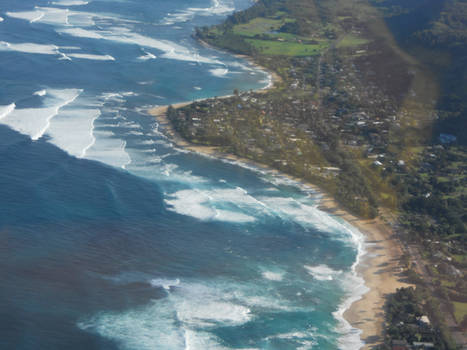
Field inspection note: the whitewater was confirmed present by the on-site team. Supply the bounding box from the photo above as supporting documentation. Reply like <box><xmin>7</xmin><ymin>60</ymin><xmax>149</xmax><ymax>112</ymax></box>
<box><xmin>0</xmin><ymin>0</ymin><xmax>367</xmax><ymax>349</ymax></box>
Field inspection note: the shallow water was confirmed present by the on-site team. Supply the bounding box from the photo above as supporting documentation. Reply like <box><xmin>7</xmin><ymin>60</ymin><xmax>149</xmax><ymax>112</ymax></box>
<box><xmin>0</xmin><ymin>0</ymin><xmax>367</xmax><ymax>349</ymax></box>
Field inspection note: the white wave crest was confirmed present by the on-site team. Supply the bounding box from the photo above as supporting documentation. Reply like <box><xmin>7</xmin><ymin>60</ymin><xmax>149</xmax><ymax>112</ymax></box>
<box><xmin>33</xmin><ymin>89</ymin><xmax>47</xmax><ymax>96</ymax></box>
<box><xmin>137</xmin><ymin>51</ymin><xmax>157</xmax><ymax>60</ymax></box>
<box><xmin>209</xmin><ymin>67</ymin><xmax>229</xmax><ymax>78</ymax></box>
<box><xmin>51</xmin><ymin>0</ymin><xmax>90</xmax><ymax>6</ymax></box>
<box><xmin>164</xmin><ymin>187</ymin><xmax>262</xmax><ymax>223</ymax></box>
<box><xmin>176</xmin><ymin>299</ymin><xmax>251</xmax><ymax>327</ymax></box>
<box><xmin>67</xmin><ymin>53</ymin><xmax>115</xmax><ymax>61</ymax></box>
<box><xmin>59</xmin><ymin>27</ymin><xmax>104</xmax><ymax>39</ymax></box>
<box><xmin>161</xmin><ymin>0</ymin><xmax>235</xmax><ymax>25</ymax></box>
<box><xmin>333</xmin><ymin>271</ymin><xmax>368</xmax><ymax>350</ymax></box>
<box><xmin>0</xmin><ymin>89</ymin><xmax>82</xmax><ymax>140</ymax></box>
<box><xmin>137</xmin><ymin>140</ymin><xmax>156</xmax><ymax>145</ymax></box>
<box><xmin>0</xmin><ymin>41</ymin><xmax>104</xmax><ymax>62</ymax></box>
<box><xmin>78</xmin><ymin>304</ymin><xmax>187</xmax><ymax>350</ymax></box>
<box><xmin>262</xmin><ymin>270</ymin><xmax>284</xmax><ymax>281</ymax></box>
<box><xmin>304</xmin><ymin>264</ymin><xmax>341</xmax><ymax>281</ymax></box>
<box><xmin>0</xmin><ymin>103</ymin><xmax>16</xmax><ymax>120</ymax></box>
<box><xmin>0</xmin><ymin>41</ymin><xmax>60</xmax><ymax>55</ymax></box>
<box><xmin>5</xmin><ymin>10</ymin><xmax>44</xmax><ymax>23</ymax></box>
<box><xmin>84</xmin><ymin>131</ymin><xmax>131</xmax><ymax>169</ymax></box>
<box><xmin>46</xmin><ymin>108</ymin><xmax>100</xmax><ymax>158</ymax></box>
<box><xmin>183</xmin><ymin>329</ymin><xmax>231</xmax><ymax>350</ymax></box>
<box><xmin>99</xmin><ymin>92</ymin><xmax>125</xmax><ymax>103</ymax></box>
<box><xmin>6</xmin><ymin>6</ymin><xmax>95</xmax><ymax>26</ymax></box>
<box><xmin>57</xmin><ymin>27</ymin><xmax>221</xmax><ymax>65</ymax></box>
<box><xmin>78</xmin><ymin>278</ymin><xmax>261</xmax><ymax>349</ymax></box>
<box><xmin>257</xmin><ymin>195</ymin><xmax>361</xmax><ymax>238</ymax></box>
<box><xmin>150</xmin><ymin>278</ymin><xmax>180</xmax><ymax>291</ymax></box>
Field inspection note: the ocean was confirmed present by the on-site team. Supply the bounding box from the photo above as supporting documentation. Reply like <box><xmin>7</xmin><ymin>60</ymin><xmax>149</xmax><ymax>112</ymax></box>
<box><xmin>0</xmin><ymin>0</ymin><xmax>367</xmax><ymax>349</ymax></box>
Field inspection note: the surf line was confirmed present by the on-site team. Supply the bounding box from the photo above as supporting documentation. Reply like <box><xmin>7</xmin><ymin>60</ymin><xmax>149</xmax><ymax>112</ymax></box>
<box><xmin>32</xmin><ymin>89</ymin><xmax>83</xmax><ymax>141</ymax></box>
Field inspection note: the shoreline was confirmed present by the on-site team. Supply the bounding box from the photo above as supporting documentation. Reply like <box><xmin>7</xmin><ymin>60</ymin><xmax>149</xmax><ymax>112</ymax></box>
<box><xmin>318</xmin><ymin>197</ymin><xmax>413</xmax><ymax>349</ymax></box>
<box><xmin>196</xmin><ymin>37</ymin><xmax>283</xmax><ymax>91</ymax></box>
<box><xmin>150</xmin><ymin>101</ymin><xmax>413</xmax><ymax>348</ymax></box>
<box><xmin>148</xmin><ymin>33</ymin><xmax>415</xmax><ymax>344</ymax></box>
<box><xmin>188</xmin><ymin>24</ymin><xmax>411</xmax><ymax>350</ymax></box>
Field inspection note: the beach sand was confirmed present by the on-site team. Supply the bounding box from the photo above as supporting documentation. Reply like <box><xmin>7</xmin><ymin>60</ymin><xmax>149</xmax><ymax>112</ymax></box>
<box><xmin>148</xmin><ymin>72</ymin><xmax>411</xmax><ymax>349</ymax></box>
<box><xmin>318</xmin><ymin>198</ymin><xmax>413</xmax><ymax>349</ymax></box>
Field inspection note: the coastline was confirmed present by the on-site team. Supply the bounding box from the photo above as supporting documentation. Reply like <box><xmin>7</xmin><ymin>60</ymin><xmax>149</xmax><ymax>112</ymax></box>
<box><xmin>150</xmin><ymin>99</ymin><xmax>412</xmax><ymax>348</ymax></box>
<box><xmin>318</xmin><ymin>197</ymin><xmax>413</xmax><ymax>349</ymax></box>
<box><xmin>196</xmin><ymin>37</ymin><xmax>283</xmax><ymax>91</ymax></box>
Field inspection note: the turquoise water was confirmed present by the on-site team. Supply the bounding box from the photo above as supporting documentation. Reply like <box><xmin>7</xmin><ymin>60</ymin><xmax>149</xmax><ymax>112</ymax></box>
<box><xmin>0</xmin><ymin>1</ymin><xmax>367</xmax><ymax>349</ymax></box>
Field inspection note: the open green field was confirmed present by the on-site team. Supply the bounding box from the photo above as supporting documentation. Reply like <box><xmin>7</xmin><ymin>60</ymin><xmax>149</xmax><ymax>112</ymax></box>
<box><xmin>336</xmin><ymin>34</ymin><xmax>370</xmax><ymax>48</ymax></box>
<box><xmin>450</xmin><ymin>254</ymin><xmax>467</xmax><ymax>264</ymax></box>
<box><xmin>245</xmin><ymin>38</ymin><xmax>328</xmax><ymax>56</ymax></box>
<box><xmin>233</xmin><ymin>17</ymin><xmax>294</xmax><ymax>37</ymax></box>
<box><xmin>453</xmin><ymin>301</ymin><xmax>467</xmax><ymax>323</ymax></box>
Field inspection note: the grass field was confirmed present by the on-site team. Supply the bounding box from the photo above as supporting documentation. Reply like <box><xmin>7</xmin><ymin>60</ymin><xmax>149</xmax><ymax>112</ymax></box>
<box><xmin>453</xmin><ymin>301</ymin><xmax>467</xmax><ymax>323</ymax></box>
<box><xmin>337</xmin><ymin>34</ymin><xmax>369</xmax><ymax>48</ymax></box>
<box><xmin>233</xmin><ymin>17</ymin><xmax>293</xmax><ymax>37</ymax></box>
<box><xmin>246</xmin><ymin>38</ymin><xmax>328</xmax><ymax>56</ymax></box>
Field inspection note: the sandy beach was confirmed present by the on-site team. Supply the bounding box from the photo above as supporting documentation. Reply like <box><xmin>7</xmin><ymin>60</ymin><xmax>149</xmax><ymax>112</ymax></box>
<box><xmin>318</xmin><ymin>198</ymin><xmax>413</xmax><ymax>349</ymax></box>
<box><xmin>148</xmin><ymin>65</ymin><xmax>411</xmax><ymax>348</ymax></box>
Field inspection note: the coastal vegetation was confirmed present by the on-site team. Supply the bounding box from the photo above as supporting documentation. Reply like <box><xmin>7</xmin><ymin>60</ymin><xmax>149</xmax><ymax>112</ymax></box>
<box><xmin>379</xmin><ymin>287</ymin><xmax>444</xmax><ymax>349</ymax></box>
<box><xmin>165</xmin><ymin>0</ymin><xmax>467</xmax><ymax>347</ymax></box>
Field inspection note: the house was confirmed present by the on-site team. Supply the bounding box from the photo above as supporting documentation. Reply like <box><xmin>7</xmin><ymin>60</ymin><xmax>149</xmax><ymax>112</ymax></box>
<box><xmin>412</xmin><ymin>342</ymin><xmax>435</xmax><ymax>349</ymax></box>
<box><xmin>419</xmin><ymin>315</ymin><xmax>430</xmax><ymax>325</ymax></box>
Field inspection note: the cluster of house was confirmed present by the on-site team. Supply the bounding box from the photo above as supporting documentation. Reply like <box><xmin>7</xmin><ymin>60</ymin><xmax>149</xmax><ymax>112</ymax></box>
<box><xmin>392</xmin><ymin>316</ymin><xmax>436</xmax><ymax>350</ymax></box>
<box><xmin>171</xmin><ymin>43</ymin><xmax>457</xmax><ymax>184</ymax></box>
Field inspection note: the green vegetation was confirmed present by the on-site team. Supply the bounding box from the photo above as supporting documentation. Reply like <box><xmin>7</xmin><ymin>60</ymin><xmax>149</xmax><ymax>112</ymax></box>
<box><xmin>167</xmin><ymin>0</ymin><xmax>466</xmax><ymax>346</ymax></box>
<box><xmin>245</xmin><ymin>38</ymin><xmax>327</xmax><ymax>55</ymax></box>
<box><xmin>336</xmin><ymin>34</ymin><xmax>369</xmax><ymax>48</ymax></box>
<box><xmin>453</xmin><ymin>301</ymin><xmax>467</xmax><ymax>324</ymax></box>
<box><xmin>380</xmin><ymin>287</ymin><xmax>445</xmax><ymax>348</ymax></box>
<box><xmin>232</xmin><ymin>17</ymin><xmax>288</xmax><ymax>37</ymax></box>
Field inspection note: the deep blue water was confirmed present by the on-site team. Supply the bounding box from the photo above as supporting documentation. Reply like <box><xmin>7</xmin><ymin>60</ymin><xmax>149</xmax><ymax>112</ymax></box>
<box><xmin>0</xmin><ymin>1</ymin><xmax>366</xmax><ymax>349</ymax></box>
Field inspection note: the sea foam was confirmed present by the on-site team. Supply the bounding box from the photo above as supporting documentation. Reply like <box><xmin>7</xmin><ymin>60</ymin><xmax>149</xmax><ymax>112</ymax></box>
<box><xmin>161</xmin><ymin>0</ymin><xmax>235</xmax><ymax>25</ymax></box>
<box><xmin>8</xmin><ymin>4</ymin><xmax>221</xmax><ymax>65</ymax></box>
<box><xmin>5</xmin><ymin>10</ymin><xmax>44</xmax><ymax>23</ymax></box>
<box><xmin>67</xmin><ymin>53</ymin><xmax>115</xmax><ymax>60</ymax></box>
<box><xmin>209</xmin><ymin>67</ymin><xmax>229</xmax><ymax>78</ymax></box>
<box><xmin>59</xmin><ymin>27</ymin><xmax>104</xmax><ymax>39</ymax></box>
<box><xmin>57</xmin><ymin>27</ymin><xmax>221</xmax><ymax>65</ymax></box>
<box><xmin>150</xmin><ymin>278</ymin><xmax>180</xmax><ymax>291</ymax></box>
<box><xmin>33</xmin><ymin>89</ymin><xmax>47</xmax><ymax>96</ymax></box>
<box><xmin>262</xmin><ymin>270</ymin><xmax>284</xmax><ymax>281</ymax></box>
<box><xmin>6</xmin><ymin>7</ymin><xmax>95</xmax><ymax>26</ymax></box>
<box><xmin>137</xmin><ymin>51</ymin><xmax>157</xmax><ymax>60</ymax></box>
<box><xmin>0</xmin><ymin>103</ymin><xmax>16</xmax><ymax>120</ymax></box>
<box><xmin>0</xmin><ymin>89</ymin><xmax>82</xmax><ymax>140</ymax></box>
<box><xmin>305</xmin><ymin>264</ymin><xmax>342</xmax><ymax>281</ymax></box>
<box><xmin>164</xmin><ymin>188</ymin><xmax>261</xmax><ymax>223</ymax></box>
<box><xmin>0</xmin><ymin>41</ymin><xmax>60</xmax><ymax>55</ymax></box>
<box><xmin>51</xmin><ymin>0</ymin><xmax>90</xmax><ymax>6</ymax></box>
<box><xmin>46</xmin><ymin>108</ymin><xmax>100</xmax><ymax>158</ymax></box>
<box><xmin>84</xmin><ymin>130</ymin><xmax>131</xmax><ymax>169</ymax></box>
<box><xmin>78</xmin><ymin>278</ymin><xmax>259</xmax><ymax>349</ymax></box>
